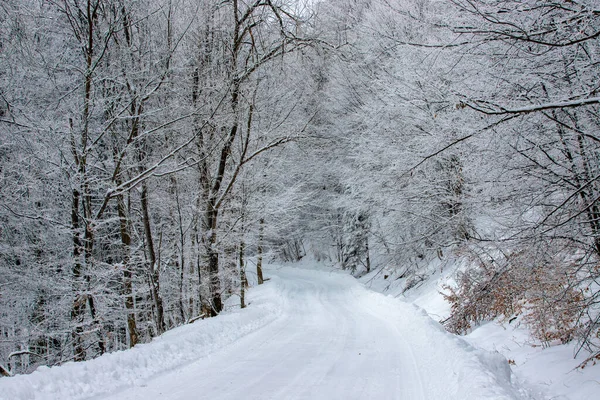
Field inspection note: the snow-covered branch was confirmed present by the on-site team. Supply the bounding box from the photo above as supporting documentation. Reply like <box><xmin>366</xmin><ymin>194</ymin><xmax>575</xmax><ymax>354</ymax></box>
<box><xmin>464</xmin><ymin>97</ymin><xmax>600</xmax><ymax>115</ymax></box>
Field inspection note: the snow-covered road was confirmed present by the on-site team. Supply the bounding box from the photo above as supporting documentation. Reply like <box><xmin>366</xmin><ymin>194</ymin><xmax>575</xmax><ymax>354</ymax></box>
<box><xmin>1</xmin><ymin>266</ymin><xmax>532</xmax><ymax>400</ymax></box>
<box><xmin>94</xmin><ymin>267</ymin><xmax>528</xmax><ymax>400</ymax></box>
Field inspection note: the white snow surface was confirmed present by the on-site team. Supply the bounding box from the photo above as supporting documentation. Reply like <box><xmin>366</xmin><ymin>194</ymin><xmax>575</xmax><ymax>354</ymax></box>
<box><xmin>359</xmin><ymin>258</ymin><xmax>600</xmax><ymax>400</ymax></box>
<box><xmin>0</xmin><ymin>265</ymin><xmax>533</xmax><ymax>400</ymax></box>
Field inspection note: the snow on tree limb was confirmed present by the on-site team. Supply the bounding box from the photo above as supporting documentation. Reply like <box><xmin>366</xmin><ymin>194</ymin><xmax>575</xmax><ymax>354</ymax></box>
<box><xmin>463</xmin><ymin>97</ymin><xmax>600</xmax><ymax>115</ymax></box>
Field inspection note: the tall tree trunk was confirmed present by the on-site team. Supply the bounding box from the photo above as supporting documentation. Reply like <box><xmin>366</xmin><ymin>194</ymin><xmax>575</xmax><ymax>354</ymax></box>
<box><xmin>70</xmin><ymin>187</ymin><xmax>86</xmax><ymax>362</ymax></box>
<box><xmin>175</xmin><ymin>179</ymin><xmax>187</xmax><ymax>324</ymax></box>
<box><xmin>141</xmin><ymin>181</ymin><xmax>165</xmax><ymax>335</ymax></box>
<box><xmin>201</xmin><ymin>0</ymin><xmax>247</xmax><ymax>315</ymax></box>
<box><xmin>206</xmin><ymin>205</ymin><xmax>223</xmax><ymax>316</ymax></box>
<box><xmin>239</xmin><ymin>202</ymin><xmax>248</xmax><ymax>309</ymax></box>
<box><xmin>116</xmin><ymin>190</ymin><xmax>138</xmax><ymax>347</ymax></box>
<box><xmin>257</xmin><ymin>218</ymin><xmax>265</xmax><ymax>285</ymax></box>
<box><xmin>204</xmin><ymin>78</ymin><xmax>241</xmax><ymax>315</ymax></box>
<box><xmin>192</xmin><ymin>195</ymin><xmax>207</xmax><ymax>314</ymax></box>
<box><xmin>69</xmin><ymin>0</ymin><xmax>99</xmax><ymax>361</ymax></box>
<box><xmin>239</xmin><ymin>238</ymin><xmax>247</xmax><ymax>309</ymax></box>
<box><xmin>365</xmin><ymin>237</ymin><xmax>371</xmax><ymax>274</ymax></box>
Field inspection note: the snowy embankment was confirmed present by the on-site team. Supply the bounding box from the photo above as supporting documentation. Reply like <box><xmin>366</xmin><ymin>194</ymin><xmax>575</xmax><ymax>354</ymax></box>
<box><xmin>0</xmin><ymin>282</ymin><xmax>286</xmax><ymax>400</ymax></box>
<box><xmin>343</xmin><ymin>280</ymin><xmax>530</xmax><ymax>399</ymax></box>
<box><xmin>2</xmin><ymin>264</ymin><xmax>532</xmax><ymax>400</ymax></box>
<box><xmin>360</xmin><ymin>257</ymin><xmax>600</xmax><ymax>400</ymax></box>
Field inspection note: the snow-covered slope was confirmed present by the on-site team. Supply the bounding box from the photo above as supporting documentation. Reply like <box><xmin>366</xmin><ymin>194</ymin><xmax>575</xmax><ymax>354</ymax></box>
<box><xmin>360</xmin><ymin>257</ymin><xmax>600</xmax><ymax>400</ymax></box>
<box><xmin>0</xmin><ymin>281</ymin><xmax>286</xmax><ymax>400</ymax></box>
<box><xmin>1</xmin><ymin>264</ymin><xmax>533</xmax><ymax>400</ymax></box>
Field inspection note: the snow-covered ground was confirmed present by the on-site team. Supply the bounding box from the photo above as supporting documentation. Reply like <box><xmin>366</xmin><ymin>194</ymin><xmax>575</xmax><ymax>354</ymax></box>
<box><xmin>360</xmin><ymin>258</ymin><xmax>600</xmax><ymax>400</ymax></box>
<box><xmin>1</xmin><ymin>264</ymin><xmax>534</xmax><ymax>400</ymax></box>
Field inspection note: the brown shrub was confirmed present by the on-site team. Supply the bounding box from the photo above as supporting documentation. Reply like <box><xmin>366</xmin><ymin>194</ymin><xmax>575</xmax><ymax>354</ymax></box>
<box><xmin>442</xmin><ymin>251</ymin><xmax>585</xmax><ymax>346</ymax></box>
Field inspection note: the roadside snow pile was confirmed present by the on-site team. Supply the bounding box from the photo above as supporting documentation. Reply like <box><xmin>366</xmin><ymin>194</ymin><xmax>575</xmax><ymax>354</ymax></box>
<box><xmin>467</xmin><ymin>320</ymin><xmax>599</xmax><ymax>400</ymax></box>
<box><xmin>360</xmin><ymin>258</ymin><xmax>600</xmax><ymax>400</ymax></box>
<box><xmin>352</xmin><ymin>284</ymin><xmax>530</xmax><ymax>399</ymax></box>
<box><xmin>0</xmin><ymin>280</ymin><xmax>286</xmax><ymax>400</ymax></box>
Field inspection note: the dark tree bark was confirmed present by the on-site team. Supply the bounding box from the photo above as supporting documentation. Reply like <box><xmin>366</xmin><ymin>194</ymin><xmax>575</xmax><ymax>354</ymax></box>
<box><xmin>257</xmin><ymin>218</ymin><xmax>265</xmax><ymax>285</ymax></box>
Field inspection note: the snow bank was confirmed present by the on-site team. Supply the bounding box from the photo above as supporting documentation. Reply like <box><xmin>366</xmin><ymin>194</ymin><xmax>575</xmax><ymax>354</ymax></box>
<box><xmin>0</xmin><ymin>279</ymin><xmax>286</xmax><ymax>400</ymax></box>
<box><xmin>347</xmin><ymin>277</ymin><xmax>529</xmax><ymax>399</ymax></box>
<box><xmin>360</xmin><ymin>260</ymin><xmax>600</xmax><ymax>400</ymax></box>
<box><xmin>467</xmin><ymin>321</ymin><xmax>600</xmax><ymax>400</ymax></box>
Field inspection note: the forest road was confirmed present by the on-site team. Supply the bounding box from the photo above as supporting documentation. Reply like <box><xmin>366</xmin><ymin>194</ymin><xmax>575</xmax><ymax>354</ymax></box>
<box><xmin>94</xmin><ymin>267</ymin><xmax>527</xmax><ymax>400</ymax></box>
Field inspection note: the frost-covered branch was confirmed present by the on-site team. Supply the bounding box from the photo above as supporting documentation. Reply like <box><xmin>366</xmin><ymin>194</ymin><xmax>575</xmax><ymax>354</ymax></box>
<box><xmin>463</xmin><ymin>97</ymin><xmax>600</xmax><ymax>116</ymax></box>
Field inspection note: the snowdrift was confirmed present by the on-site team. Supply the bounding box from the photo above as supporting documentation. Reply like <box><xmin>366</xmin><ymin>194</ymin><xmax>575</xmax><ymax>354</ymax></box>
<box><xmin>0</xmin><ymin>282</ymin><xmax>285</xmax><ymax>400</ymax></box>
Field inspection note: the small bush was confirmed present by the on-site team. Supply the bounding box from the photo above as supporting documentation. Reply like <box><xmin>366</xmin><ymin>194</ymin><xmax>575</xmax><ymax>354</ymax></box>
<box><xmin>442</xmin><ymin>250</ymin><xmax>585</xmax><ymax>347</ymax></box>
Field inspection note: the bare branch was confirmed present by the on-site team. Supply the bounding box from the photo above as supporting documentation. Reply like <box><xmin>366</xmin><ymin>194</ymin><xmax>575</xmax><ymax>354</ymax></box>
<box><xmin>464</xmin><ymin>97</ymin><xmax>600</xmax><ymax>116</ymax></box>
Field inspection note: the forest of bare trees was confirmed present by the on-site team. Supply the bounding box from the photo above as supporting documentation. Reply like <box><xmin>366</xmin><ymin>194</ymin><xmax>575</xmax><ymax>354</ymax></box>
<box><xmin>2</xmin><ymin>0</ymin><xmax>600</xmax><ymax>376</ymax></box>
